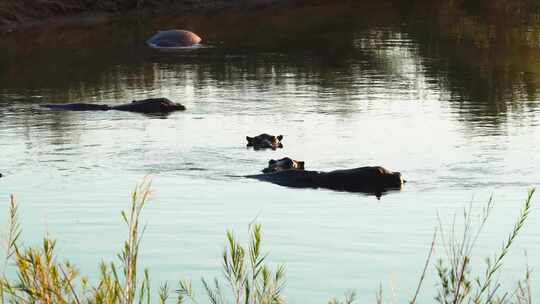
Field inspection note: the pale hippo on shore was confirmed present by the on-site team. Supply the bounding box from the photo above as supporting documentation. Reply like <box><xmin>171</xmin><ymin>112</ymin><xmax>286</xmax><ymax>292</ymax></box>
<box><xmin>41</xmin><ymin>98</ymin><xmax>185</xmax><ymax>114</ymax></box>
<box><xmin>247</xmin><ymin>165</ymin><xmax>405</xmax><ymax>197</ymax></box>
<box><xmin>146</xmin><ymin>30</ymin><xmax>202</xmax><ymax>48</ymax></box>
<box><xmin>246</xmin><ymin>133</ymin><xmax>283</xmax><ymax>150</ymax></box>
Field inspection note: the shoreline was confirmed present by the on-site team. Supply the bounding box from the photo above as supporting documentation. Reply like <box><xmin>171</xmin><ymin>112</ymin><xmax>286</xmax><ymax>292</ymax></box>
<box><xmin>0</xmin><ymin>0</ymin><xmax>297</xmax><ymax>35</ymax></box>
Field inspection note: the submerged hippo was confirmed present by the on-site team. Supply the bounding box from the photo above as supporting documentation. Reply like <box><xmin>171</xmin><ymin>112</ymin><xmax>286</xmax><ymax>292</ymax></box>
<box><xmin>41</xmin><ymin>98</ymin><xmax>185</xmax><ymax>114</ymax></box>
<box><xmin>146</xmin><ymin>30</ymin><xmax>202</xmax><ymax>48</ymax></box>
<box><xmin>110</xmin><ymin>98</ymin><xmax>185</xmax><ymax>113</ymax></box>
<box><xmin>246</xmin><ymin>134</ymin><xmax>283</xmax><ymax>150</ymax></box>
<box><xmin>246</xmin><ymin>165</ymin><xmax>405</xmax><ymax>197</ymax></box>
<box><xmin>42</xmin><ymin>103</ymin><xmax>110</xmax><ymax>111</ymax></box>
<box><xmin>262</xmin><ymin>157</ymin><xmax>305</xmax><ymax>173</ymax></box>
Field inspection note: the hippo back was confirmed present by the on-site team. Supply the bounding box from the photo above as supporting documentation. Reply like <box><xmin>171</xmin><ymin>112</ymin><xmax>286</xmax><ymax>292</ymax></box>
<box><xmin>246</xmin><ymin>166</ymin><xmax>404</xmax><ymax>197</ymax></box>
<box><xmin>40</xmin><ymin>103</ymin><xmax>110</xmax><ymax>111</ymax></box>
<box><xmin>246</xmin><ymin>170</ymin><xmax>319</xmax><ymax>188</ymax></box>
<box><xmin>146</xmin><ymin>30</ymin><xmax>202</xmax><ymax>48</ymax></box>
<box><xmin>317</xmin><ymin>166</ymin><xmax>404</xmax><ymax>191</ymax></box>
<box><xmin>111</xmin><ymin>98</ymin><xmax>186</xmax><ymax>113</ymax></box>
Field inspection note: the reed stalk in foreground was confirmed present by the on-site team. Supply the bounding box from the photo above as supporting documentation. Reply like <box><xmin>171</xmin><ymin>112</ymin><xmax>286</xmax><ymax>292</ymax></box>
<box><xmin>176</xmin><ymin>224</ymin><xmax>286</xmax><ymax>304</ymax></box>
<box><xmin>0</xmin><ymin>179</ymin><xmax>154</xmax><ymax>304</ymax></box>
<box><xmin>409</xmin><ymin>189</ymin><xmax>535</xmax><ymax>304</ymax></box>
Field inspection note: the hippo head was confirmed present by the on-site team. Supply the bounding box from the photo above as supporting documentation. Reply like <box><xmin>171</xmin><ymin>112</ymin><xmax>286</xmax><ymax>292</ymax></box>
<box><xmin>246</xmin><ymin>134</ymin><xmax>283</xmax><ymax>150</ymax></box>
<box><xmin>375</xmin><ymin>167</ymin><xmax>405</xmax><ymax>188</ymax></box>
<box><xmin>262</xmin><ymin>157</ymin><xmax>305</xmax><ymax>173</ymax></box>
<box><xmin>155</xmin><ymin>98</ymin><xmax>186</xmax><ymax>111</ymax></box>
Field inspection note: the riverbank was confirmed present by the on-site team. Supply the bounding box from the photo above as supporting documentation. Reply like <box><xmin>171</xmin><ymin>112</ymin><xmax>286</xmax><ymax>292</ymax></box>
<box><xmin>0</xmin><ymin>0</ymin><xmax>294</xmax><ymax>34</ymax></box>
<box><xmin>3</xmin><ymin>0</ymin><xmax>539</xmax><ymax>35</ymax></box>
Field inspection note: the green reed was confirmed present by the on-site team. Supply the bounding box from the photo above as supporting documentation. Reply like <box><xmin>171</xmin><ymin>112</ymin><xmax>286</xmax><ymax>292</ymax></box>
<box><xmin>0</xmin><ymin>180</ymin><xmax>154</xmax><ymax>304</ymax></box>
<box><xmin>410</xmin><ymin>189</ymin><xmax>535</xmax><ymax>304</ymax></box>
<box><xmin>0</xmin><ymin>182</ymin><xmax>535</xmax><ymax>303</ymax></box>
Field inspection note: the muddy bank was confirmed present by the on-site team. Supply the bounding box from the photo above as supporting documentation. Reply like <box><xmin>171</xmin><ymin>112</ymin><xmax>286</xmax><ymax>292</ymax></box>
<box><xmin>3</xmin><ymin>0</ymin><xmax>540</xmax><ymax>35</ymax></box>
<box><xmin>0</xmin><ymin>0</ymin><xmax>293</xmax><ymax>34</ymax></box>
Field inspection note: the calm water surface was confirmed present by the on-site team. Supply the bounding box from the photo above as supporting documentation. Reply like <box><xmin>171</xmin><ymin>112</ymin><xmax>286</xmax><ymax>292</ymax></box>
<box><xmin>1</xmin><ymin>2</ymin><xmax>540</xmax><ymax>302</ymax></box>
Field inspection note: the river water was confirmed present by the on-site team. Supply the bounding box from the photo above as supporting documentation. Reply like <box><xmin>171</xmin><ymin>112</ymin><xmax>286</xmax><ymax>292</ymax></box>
<box><xmin>0</xmin><ymin>2</ymin><xmax>539</xmax><ymax>302</ymax></box>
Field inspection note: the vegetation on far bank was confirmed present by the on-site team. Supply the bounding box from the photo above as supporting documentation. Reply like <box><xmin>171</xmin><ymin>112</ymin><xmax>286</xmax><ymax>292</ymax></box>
<box><xmin>0</xmin><ymin>180</ymin><xmax>535</xmax><ymax>303</ymax></box>
<box><xmin>0</xmin><ymin>0</ymin><xmax>293</xmax><ymax>32</ymax></box>
<box><xmin>1</xmin><ymin>0</ymin><xmax>540</xmax><ymax>33</ymax></box>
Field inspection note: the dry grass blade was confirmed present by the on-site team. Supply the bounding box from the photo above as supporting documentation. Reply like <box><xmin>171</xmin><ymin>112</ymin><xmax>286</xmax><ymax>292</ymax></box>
<box><xmin>410</xmin><ymin>229</ymin><xmax>437</xmax><ymax>304</ymax></box>
<box><xmin>472</xmin><ymin>189</ymin><xmax>535</xmax><ymax>303</ymax></box>
<box><xmin>2</xmin><ymin>194</ymin><xmax>21</xmax><ymax>274</ymax></box>
<box><xmin>434</xmin><ymin>189</ymin><xmax>535</xmax><ymax>304</ymax></box>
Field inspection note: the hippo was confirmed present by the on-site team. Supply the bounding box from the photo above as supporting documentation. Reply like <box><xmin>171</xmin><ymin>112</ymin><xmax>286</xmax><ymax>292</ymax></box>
<box><xmin>42</xmin><ymin>103</ymin><xmax>110</xmax><ymax>111</ymax></box>
<box><xmin>246</xmin><ymin>165</ymin><xmax>405</xmax><ymax>198</ymax></box>
<box><xmin>262</xmin><ymin>157</ymin><xmax>305</xmax><ymax>173</ymax></box>
<box><xmin>110</xmin><ymin>98</ymin><xmax>185</xmax><ymax>113</ymax></box>
<box><xmin>41</xmin><ymin>98</ymin><xmax>185</xmax><ymax>114</ymax></box>
<box><xmin>246</xmin><ymin>134</ymin><xmax>283</xmax><ymax>150</ymax></box>
<box><xmin>0</xmin><ymin>173</ymin><xmax>2</xmax><ymax>178</ymax></box>
<box><xmin>146</xmin><ymin>30</ymin><xmax>202</xmax><ymax>48</ymax></box>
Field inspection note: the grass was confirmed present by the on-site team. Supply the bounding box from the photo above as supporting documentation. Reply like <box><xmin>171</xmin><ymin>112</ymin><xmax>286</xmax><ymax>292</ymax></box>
<box><xmin>412</xmin><ymin>189</ymin><xmax>536</xmax><ymax>304</ymax></box>
<box><xmin>0</xmin><ymin>182</ymin><xmax>535</xmax><ymax>303</ymax></box>
<box><xmin>0</xmin><ymin>180</ymin><xmax>155</xmax><ymax>304</ymax></box>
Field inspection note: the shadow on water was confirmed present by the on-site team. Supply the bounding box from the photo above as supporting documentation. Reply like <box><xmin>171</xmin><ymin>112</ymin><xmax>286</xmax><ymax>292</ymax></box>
<box><xmin>0</xmin><ymin>0</ymin><xmax>540</xmax><ymax>130</ymax></box>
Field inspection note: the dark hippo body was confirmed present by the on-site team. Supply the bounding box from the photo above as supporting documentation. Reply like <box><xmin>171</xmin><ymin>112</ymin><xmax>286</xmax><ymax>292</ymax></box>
<box><xmin>110</xmin><ymin>98</ymin><xmax>186</xmax><ymax>113</ymax></box>
<box><xmin>41</xmin><ymin>103</ymin><xmax>110</xmax><ymax>111</ymax></box>
<box><xmin>246</xmin><ymin>134</ymin><xmax>283</xmax><ymax>150</ymax></box>
<box><xmin>246</xmin><ymin>166</ymin><xmax>405</xmax><ymax>197</ymax></box>
<box><xmin>41</xmin><ymin>98</ymin><xmax>185</xmax><ymax>114</ymax></box>
<box><xmin>146</xmin><ymin>30</ymin><xmax>202</xmax><ymax>48</ymax></box>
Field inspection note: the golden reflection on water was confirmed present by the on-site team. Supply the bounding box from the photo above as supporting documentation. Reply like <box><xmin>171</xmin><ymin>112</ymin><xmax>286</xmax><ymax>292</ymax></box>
<box><xmin>1</xmin><ymin>1</ymin><xmax>539</xmax><ymax>112</ymax></box>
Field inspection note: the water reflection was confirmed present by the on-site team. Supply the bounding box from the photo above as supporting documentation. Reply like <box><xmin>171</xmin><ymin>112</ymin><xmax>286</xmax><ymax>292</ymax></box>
<box><xmin>399</xmin><ymin>1</ymin><xmax>540</xmax><ymax>126</ymax></box>
<box><xmin>1</xmin><ymin>2</ymin><xmax>538</xmax><ymax>128</ymax></box>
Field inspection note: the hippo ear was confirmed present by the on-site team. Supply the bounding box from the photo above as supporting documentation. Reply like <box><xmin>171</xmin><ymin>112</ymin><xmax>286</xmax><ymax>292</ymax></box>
<box><xmin>246</xmin><ymin>136</ymin><xmax>253</xmax><ymax>145</ymax></box>
<box><xmin>298</xmin><ymin>161</ymin><xmax>305</xmax><ymax>169</ymax></box>
<box><xmin>277</xmin><ymin>135</ymin><xmax>283</xmax><ymax>141</ymax></box>
<box><xmin>268</xmin><ymin>159</ymin><xmax>277</xmax><ymax>165</ymax></box>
